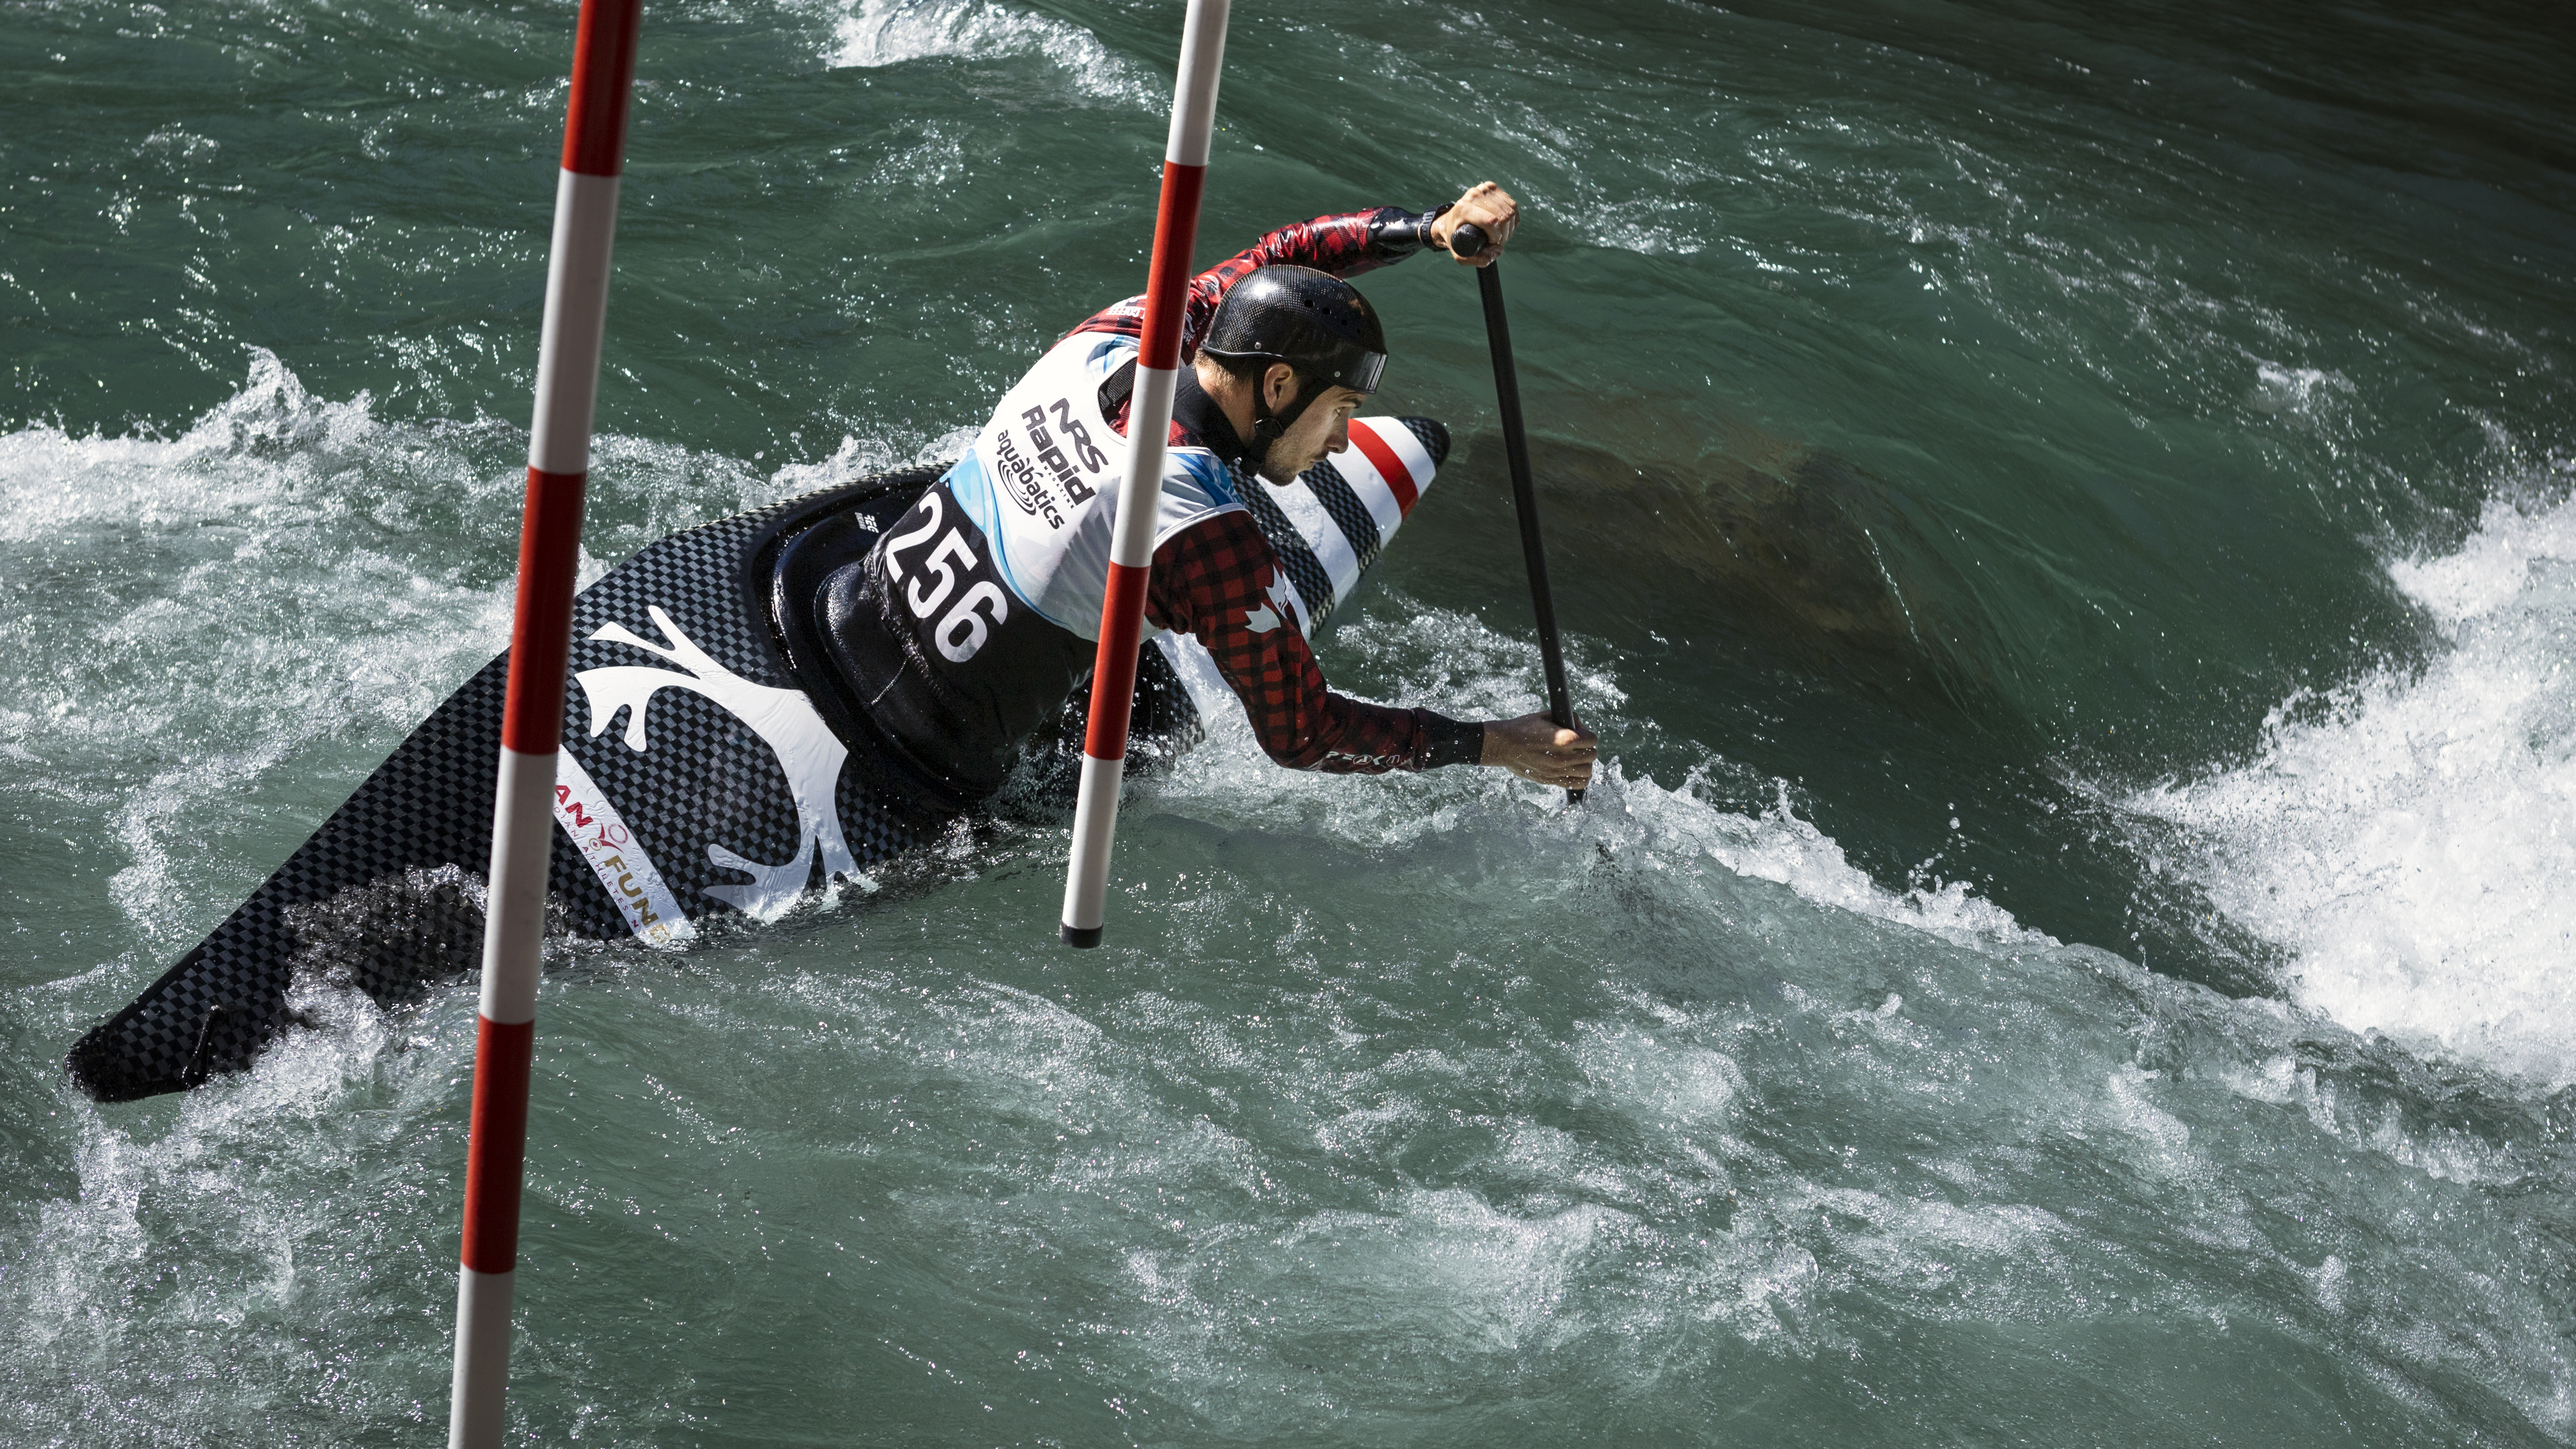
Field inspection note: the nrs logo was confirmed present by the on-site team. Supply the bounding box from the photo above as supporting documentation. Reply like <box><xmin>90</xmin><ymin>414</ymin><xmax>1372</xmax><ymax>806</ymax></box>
<box><xmin>1021</xmin><ymin>398</ymin><xmax>1104</xmax><ymax>503</ymax></box>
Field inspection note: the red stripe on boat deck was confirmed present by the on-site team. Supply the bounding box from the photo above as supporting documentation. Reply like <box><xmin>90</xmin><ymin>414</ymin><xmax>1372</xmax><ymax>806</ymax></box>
<box><xmin>1348</xmin><ymin>421</ymin><xmax>1417</xmax><ymax>515</ymax></box>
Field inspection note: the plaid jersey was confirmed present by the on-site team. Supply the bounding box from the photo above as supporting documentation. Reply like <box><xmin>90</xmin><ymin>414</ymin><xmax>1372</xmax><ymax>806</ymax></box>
<box><xmin>1072</xmin><ymin>208</ymin><xmax>1481</xmax><ymax>774</ymax></box>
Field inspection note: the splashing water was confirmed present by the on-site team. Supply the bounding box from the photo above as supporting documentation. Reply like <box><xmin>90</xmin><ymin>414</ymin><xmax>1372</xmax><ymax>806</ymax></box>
<box><xmin>830</xmin><ymin>0</ymin><xmax>1155</xmax><ymax>107</ymax></box>
<box><xmin>2138</xmin><ymin>478</ymin><xmax>2576</xmax><ymax>1084</ymax></box>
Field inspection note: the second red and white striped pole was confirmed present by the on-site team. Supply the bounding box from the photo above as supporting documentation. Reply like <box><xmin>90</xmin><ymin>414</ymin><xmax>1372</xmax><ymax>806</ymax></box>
<box><xmin>448</xmin><ymin>0</ymin><xmax>640</xmax><ymax>1443</ymax></box>
<box><xmin>1059</xmin><ymin>0</ymin><xmax>1231</xmax><ymax>949</ymax></box>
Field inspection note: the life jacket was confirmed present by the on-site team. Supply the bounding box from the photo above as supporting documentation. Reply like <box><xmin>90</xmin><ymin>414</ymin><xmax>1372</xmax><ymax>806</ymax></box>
<box><xmin>782</xmin><ymin>333</ymin><xmax>1245</xmax><ymax>811</ymax></box>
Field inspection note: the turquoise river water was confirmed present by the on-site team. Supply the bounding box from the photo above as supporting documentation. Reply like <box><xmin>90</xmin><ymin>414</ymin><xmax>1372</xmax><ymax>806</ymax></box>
<box><xmin>5</xmin><ymin>0</ymin><xmax>2575</xmax><ymax>1442</ymax></box>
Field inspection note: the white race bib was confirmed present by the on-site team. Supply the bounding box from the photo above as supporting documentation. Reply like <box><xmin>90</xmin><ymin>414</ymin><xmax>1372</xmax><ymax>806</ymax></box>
<box><xmin>945</xmin><ymin>334</ymin><xmax>1243</xmax><ymax>637</ymax></box>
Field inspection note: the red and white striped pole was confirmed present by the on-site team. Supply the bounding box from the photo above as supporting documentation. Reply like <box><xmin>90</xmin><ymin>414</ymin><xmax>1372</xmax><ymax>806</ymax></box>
<box><xmin>1060</xmin><ymin>0</ymin><xmax>1231</xmax><ymax>948</ymax></box>
<box><xmin>447</xmin><ymin>0</ymin><xmax>640</xmax><ymax>1443</ymax></box>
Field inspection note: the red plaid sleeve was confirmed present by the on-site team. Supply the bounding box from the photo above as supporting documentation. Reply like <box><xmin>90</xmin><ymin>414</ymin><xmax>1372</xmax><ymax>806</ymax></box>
<box><xmin>1069</xmin><ymin>207</ymin><xmax>1414</xmax><ymax>357</ymax></box>
<box><xmin>1145</xmin><ymin>509</ymin><xmax>1464</xmax><ymax>774</ymax></box>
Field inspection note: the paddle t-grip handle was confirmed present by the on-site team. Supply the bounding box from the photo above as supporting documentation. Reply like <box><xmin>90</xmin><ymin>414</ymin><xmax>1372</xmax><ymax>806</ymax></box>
<box><xmin>1450</xmin><ymin>220</ymin><xmax>1491</xmax><ymax>258</ymax></box>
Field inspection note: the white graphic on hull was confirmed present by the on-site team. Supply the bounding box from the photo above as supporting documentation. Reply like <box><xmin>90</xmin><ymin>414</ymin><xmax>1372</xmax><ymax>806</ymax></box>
<box><xmin>575</xmin><ymin>605</ymin><xmax>869</xmax><ymax>921</ymax></box>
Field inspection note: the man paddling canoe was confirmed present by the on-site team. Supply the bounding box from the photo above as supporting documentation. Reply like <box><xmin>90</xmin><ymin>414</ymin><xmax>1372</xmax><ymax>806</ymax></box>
<box><xmin>793</xmin><ymin>181</ymin><xmax>1597</xmax><ymax>811</ymax></box>
<box><xmin>65</xmin><ymin>184</ymin><xmax>1595</xmax><ymax>1103</ymax></box>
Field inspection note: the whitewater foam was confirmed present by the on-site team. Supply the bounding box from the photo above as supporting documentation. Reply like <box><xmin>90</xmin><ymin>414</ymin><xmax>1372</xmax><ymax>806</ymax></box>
<box><xmin>2136</xmin><ymin>484</ymin><xmax>2576</xmax><ymax>1084</ymax></box>
<box><xmin>0</xmin><ymin>352</ymin><xmax>944</xmax><ymax>958</ymax></box>
<box><xmin>828</xmin><ymin>0</ymin><xmax>1155</xmax><ymax>107</ymax></box>
<box><xmin>0</xmin><ymin>349</ymin><xmax>380</xmax><ymax>544</ymax></box>
<box><xmin>1155</xmin><ymin>590</ymin><xmax>2048</xmax><ymax>959</ymax></box>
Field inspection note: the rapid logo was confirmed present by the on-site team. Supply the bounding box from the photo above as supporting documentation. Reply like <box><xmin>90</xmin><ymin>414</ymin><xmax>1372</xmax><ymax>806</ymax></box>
<box><xmin>575</xmin><ymin>606</ymin><xmax>871</xmax><ymax>920</ymax></box>
<box><xmin>996</xmin><ymin>396</ymin><xmax>1105</xmax><ymax>529</ymax></box>
<box><xmin>1026</xmin><ymin>398</ymin><xmax>1104</xmax><ymax>502</ymax></box>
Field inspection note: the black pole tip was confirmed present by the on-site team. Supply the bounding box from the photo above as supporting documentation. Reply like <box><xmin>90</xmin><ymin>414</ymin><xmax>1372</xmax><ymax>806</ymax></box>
<box><xmin>1450</xmin><ymin>221</ymin><xmax>1489</xmax><ymax>259</ymax></box>
<box><xmin>1060</xmin><ymin>923</ymin><xmax>1103</xmax><ymax>949</ymax></box>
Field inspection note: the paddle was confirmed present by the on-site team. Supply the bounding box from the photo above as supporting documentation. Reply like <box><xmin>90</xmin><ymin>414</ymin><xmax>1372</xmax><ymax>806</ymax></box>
<box><xmin>1450</xmin><ymin>220</ymin><xmax>1583</xmax><ymax>804</ymax></box>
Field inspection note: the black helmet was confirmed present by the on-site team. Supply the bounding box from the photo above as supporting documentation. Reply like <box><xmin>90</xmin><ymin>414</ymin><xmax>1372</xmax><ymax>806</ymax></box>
<box><xmin>1199</xmin><ymin>265</ymin><xmax>1388</xmax><ymax>396</ymax></box>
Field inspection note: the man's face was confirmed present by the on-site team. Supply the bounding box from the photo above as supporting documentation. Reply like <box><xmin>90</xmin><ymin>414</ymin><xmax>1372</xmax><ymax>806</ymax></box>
<box><xmin>1257</xmin><ymin>364</ymin><xmax>1369</xmax><ymax>483</ymax></box>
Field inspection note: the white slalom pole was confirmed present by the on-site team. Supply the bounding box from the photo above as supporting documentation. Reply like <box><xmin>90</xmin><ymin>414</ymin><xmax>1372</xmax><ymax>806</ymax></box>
<box><xmin>447</xmin><ymin>0</ymin><xmax>639</xmax><ymax>1443</ymax></box>
<box><xmin>1059</xmin><ymin>0</ymin><xmax>1231</xmax><ymax>949</ymax></box>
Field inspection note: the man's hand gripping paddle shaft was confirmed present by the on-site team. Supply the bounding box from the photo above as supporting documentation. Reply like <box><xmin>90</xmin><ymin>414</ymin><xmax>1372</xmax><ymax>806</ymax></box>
<box><xmin>1451</xmin><ymin>220</ymin><xmax>1585</xmax><ymax>805</ymax></box>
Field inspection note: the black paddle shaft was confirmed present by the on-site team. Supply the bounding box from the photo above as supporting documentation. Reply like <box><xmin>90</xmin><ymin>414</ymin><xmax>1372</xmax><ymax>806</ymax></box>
<box><xmin>1451</xmin><ymin>220</ymin><xmax>1582</xmax><ymax>804</ymax></box>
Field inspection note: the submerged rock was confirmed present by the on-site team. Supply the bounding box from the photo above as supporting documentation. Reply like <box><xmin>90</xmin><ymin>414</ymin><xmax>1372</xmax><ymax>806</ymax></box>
<box><xmin>1446</xmin><ymin>426</ymin><xmax>1984</xmax><ymax>703</ymax></box>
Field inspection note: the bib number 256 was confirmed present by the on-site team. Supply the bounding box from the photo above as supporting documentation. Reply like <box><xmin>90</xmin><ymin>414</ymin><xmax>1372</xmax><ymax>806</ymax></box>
<box><xmin>882</xmin><ymin>492</ymin><xmax>1009</xmax><ymax>663</ymax></box>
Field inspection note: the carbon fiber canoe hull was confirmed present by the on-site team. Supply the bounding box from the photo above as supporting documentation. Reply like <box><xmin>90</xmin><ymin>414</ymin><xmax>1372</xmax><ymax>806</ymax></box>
<box><xmin>66</xmin><ymin>416</ymin><xmax>1446</xmax><ymax>1103</ymax></box>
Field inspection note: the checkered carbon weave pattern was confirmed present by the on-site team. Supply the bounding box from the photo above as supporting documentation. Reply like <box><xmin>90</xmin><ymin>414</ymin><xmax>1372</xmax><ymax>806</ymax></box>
<box><xmin>1240</xmin><ymin>417</ymin><xmax>1447</xmax><ymax>633</ymax></box>
<box><xmin>1392</xmin><ymin>417</ymin><xmax>1451</xmax><ymax>476</ymax></box>
<box><xmin>66</xmin><ymin>467</ymin><xmax>939</xmax><ymax>1104</ymax></box>
<box><xmin>1298</xmin><ymin>459</ymin><xmax>1385</xmax><ymax>576</ymax></box>
<box><xmin>1237</xmin><ymin>475</ymin><xmax>1337</xmax><ymax>630</ymax></box>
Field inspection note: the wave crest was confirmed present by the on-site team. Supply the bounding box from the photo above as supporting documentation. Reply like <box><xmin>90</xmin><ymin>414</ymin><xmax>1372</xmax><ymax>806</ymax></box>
<box><xmin>829</xmin><ymin>0</ymin><xmax>1154</xmax><ymax>107</ymax></box>
<box><xmin>2136</xmin><ymin>479</ymin><xmax>2576</xmax><ymax>1083</ymax></box>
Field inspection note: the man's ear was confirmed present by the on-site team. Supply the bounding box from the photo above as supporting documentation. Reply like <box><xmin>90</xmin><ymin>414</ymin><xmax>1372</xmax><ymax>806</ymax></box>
<box><xmin>1264</xmin><ymin>363</ymin><xmax>1299</xmax><ymax>411</ymax></box>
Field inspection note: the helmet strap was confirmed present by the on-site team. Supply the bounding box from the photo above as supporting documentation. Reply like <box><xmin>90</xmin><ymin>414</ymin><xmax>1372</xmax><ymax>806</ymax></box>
<box><xmin>1248</xmin><ymin>367</ymin><xmax>1330</xmax><ymax>478</ymax></box>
